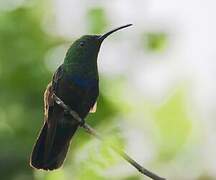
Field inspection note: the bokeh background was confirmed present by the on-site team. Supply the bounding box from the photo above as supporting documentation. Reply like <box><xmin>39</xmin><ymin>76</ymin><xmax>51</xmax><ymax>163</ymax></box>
<box><xmin>0</xmin><ymin>0</ymin><xmax>216</xmax><ymax>179</ymax></box>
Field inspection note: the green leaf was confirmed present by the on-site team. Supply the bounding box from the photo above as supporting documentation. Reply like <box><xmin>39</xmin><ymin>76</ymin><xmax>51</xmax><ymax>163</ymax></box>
<box><xmin>154</xmin><ymin>88</ymin><xmax>192</xmax><ymax>161</ymax></box>
<box><xmin>142</xmin><ymin>32</ymin><xmax>168</xmax><ymax>53</ymax></box>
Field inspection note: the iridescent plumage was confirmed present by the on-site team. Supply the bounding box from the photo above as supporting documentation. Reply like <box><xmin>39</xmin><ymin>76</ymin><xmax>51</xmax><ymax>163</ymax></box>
<box><xmin>30</xmin><ymin>24</ymin><xmax>132</xmax><ymax>170</ymax></box>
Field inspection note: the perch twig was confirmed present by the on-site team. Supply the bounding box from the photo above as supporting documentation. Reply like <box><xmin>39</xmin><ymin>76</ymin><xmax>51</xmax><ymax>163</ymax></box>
<box><xmin>53</xmin><ymin>93</ymin><xmax>166</xmax><ymax>180</ymax></box>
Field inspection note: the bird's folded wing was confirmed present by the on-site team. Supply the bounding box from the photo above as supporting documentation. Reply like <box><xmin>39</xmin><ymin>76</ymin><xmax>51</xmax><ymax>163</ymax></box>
<box><xmin>44</xmin><ymin>82</ymin><xmax>54</xmax><ymax>121</ymax></box>
<box><xmin>44</xmin><ymin>65</ymin><xmax>64</xmax><ymax>121</ymax></box>
<box><xmin>43</xmin><ymin>65</ymin><xmax>64</xmax><ymax>162</ymax></box>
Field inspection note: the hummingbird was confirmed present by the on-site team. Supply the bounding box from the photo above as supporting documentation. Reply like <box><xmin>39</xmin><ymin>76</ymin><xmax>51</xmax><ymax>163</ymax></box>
<box><xmin>30</xmin><ymin>24</ymin><xmax>132</xmax><ymax>170</ymax></box>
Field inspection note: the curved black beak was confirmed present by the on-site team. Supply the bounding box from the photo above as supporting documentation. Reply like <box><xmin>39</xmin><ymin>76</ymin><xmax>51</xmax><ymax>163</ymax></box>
<box><xmin>98</xmin><ymin>24</ymin><xmax>132</xmax><ymax>42</ymax></box>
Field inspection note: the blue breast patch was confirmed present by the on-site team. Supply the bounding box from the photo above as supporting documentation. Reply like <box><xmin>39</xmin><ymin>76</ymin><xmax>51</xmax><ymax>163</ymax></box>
<box><xmin>68</xmin><ymin>76</ymin><xmax>98</xmax><ymax>88</ymax></box>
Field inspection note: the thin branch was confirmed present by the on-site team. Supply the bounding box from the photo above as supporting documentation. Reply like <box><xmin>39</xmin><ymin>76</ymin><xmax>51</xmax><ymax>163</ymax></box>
<box><xmin>53</xmin><ymin>93</ymin><xmax>166</xmax><ymax>180</ymax></box>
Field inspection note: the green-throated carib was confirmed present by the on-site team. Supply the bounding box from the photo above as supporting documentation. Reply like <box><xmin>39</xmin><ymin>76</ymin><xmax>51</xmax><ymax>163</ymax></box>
<box><xmin>30</xmin><ymin>24</ymin><xmax>132</xmax><ymax>170</ymax></box>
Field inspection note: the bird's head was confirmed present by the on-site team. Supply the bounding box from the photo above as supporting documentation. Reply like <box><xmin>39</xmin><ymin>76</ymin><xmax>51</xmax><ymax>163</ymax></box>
<box><xmin>64</xmin><ymin>24</ymin><xmax>132</xmax><ymax>65</ymax></box>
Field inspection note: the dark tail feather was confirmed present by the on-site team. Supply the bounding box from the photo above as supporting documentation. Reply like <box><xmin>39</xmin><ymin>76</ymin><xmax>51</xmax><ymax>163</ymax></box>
<box><xmin>30</xmin><ymin>117</ymin><xmax>79</xmax><ymax>170</ymax></box>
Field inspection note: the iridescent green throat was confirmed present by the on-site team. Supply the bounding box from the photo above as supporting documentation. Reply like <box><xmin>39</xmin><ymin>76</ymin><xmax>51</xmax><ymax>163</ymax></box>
<box><xmin>63</xmin><ymin>60</ymin><xmax>98</xmax><ymax>79</ymax></box>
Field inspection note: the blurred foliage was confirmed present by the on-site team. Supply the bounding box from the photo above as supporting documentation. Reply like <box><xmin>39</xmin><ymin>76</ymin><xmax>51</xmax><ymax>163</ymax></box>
<box><xmin>86</xmin><ymin>7</ymin><xmax>108</xmax><ymax>34</ymax></box>
<box><xmin>142</xmin><ymin>32</ymin><xmax>168</xmax><ymax>53</ymax></box>
<box><xmin>0</xmin><ymin>0</ymin><xmax>199</xmax><ymax>180</ymax></box>
<box><xmin>154</xmin><ymin>88</ymin><xmax>192</xmax><ymax>161</ymax></box>
<box><xmin>73</xmin><ymin>134</ymin><xmax>124</xmax><ymax>180</ymax></box>
<box><xmin>198</xmin><ymin>174</ymin><xmax>215</xmax><ymax>180</ymax></box>
<box><xmin>0</xmin><ymin>2</ymin><xmax>122</xmax><ymax>180</ymax></box>
<box><xmin>0</xmin><ymin>6</ymin><xmax>55</xmax><ymax>180</ymax></box>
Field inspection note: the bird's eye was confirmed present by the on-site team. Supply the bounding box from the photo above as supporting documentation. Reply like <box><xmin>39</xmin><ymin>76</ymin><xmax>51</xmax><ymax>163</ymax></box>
<box><xmin>79</xmin><ymin>41</ymin><xmax>85</xmax><ymax>47</ymax></box>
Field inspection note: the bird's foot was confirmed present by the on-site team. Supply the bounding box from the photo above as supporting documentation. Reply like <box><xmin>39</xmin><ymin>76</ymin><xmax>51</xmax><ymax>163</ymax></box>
<box><xmin>63</xmin><ymin>109</ymin><xmax>85</xmax><ymax>126</ymax></box>
<box><xmin>79</xmin><ymin>119</ymin><xmax>85</xmax><ymax>126</ymax></box>
<box><xmin>63</xmin><ymin>109</ymin><xmax>70</xmax><ymax>115</ymax></box>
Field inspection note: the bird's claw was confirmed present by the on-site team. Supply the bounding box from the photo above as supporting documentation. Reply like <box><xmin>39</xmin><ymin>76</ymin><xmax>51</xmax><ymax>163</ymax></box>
<box><xmin>79</xmin><ymin>119</ymin><xmax>85</xmax><ymax>126</ymax></box>
<box><xmin>63</xmin><ymin>109</ymin><xmax>70</xmax><ymax>115</ymax></box>
<box><xmin>63</xmin><ymin>109</ymin><xmax>85</xmax><ymax>126</ymax></box>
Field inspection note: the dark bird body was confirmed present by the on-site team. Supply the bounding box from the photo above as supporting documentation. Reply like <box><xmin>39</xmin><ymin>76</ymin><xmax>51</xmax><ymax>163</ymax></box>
<box><xmin>30</xmin><ymin>24</ymin><xmax>132</xmax><ymax>170</ymax></box>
